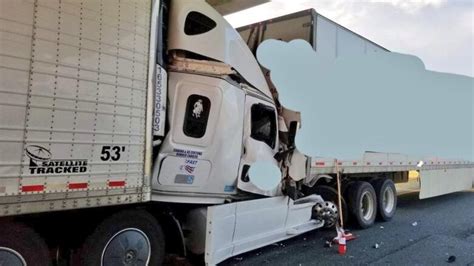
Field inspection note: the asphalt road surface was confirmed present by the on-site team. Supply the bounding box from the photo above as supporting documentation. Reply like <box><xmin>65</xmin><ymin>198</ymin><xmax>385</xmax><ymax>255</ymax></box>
<box><xmin>220</xmin><ymin>187</ymin><xmax>474</xmax><ymax>266</ymax></box>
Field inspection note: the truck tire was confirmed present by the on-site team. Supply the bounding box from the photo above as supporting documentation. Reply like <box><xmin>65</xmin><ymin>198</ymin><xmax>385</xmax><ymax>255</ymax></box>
<box><xmin>347</xmin><ymin>181</ymin><xmax>377</xmax><ymax>228</ymax></box>
<box><xmin>309</xmin><ymin>185</ymin><xmax>348</xmax><ymax>228</ymax></box>
<box><xmin>372</xmin><ymin>178</ymin><xmax>397</xmax><ymax>221</ymax></box>
<box><xmin>0</xmin><ymin>222</ymin><xmax>50</xmax><ymax>266</ymax></box>
<box><xmin>77</xmin><ymin>210</ymin><xmax>165</xmax><ymax>266</ymax></box>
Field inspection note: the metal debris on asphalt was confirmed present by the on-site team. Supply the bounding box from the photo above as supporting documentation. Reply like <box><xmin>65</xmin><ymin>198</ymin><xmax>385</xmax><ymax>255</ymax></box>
<box><xmin>324</xmin><ymin>240</ymin><xmax>332</xmax><ymax>248</ymax></box>
<box><xmin>373</xmin><ymin>243</ymin><xmax>380</xmax><ymax>249</ymax></box>
<box><xmin>412</xmin><ymin>221</ymin><xmax>418</xmax><ymax>226</ymax></box>
<box><xmin>447</xmin><ymin>255</ymin><xmax>456</xmax><ymax>263</ymax></box>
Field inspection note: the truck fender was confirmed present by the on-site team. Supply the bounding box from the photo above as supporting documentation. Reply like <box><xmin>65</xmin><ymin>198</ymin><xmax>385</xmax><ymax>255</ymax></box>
<box><xmin>159</xmin><ymin>212</ymin><xmax>187</xmax><ymax>257</ymax></box>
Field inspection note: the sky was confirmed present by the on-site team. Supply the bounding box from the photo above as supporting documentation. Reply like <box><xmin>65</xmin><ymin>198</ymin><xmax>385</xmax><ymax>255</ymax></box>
<box><xmin>225</xmin><ymin>0</ymin><xmax>474</xmax><ymax>77</ymax></box>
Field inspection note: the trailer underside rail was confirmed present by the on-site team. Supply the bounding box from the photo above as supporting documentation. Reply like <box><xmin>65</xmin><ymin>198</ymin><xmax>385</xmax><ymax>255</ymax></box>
<box><xmin>310</xmin><ymin>152</ymin><xmax>473</xmax><ymax>174</ymax></box>
<box><xmin>0</xmin><ymin>187</ymin><xmax>150</xmax><ymax>217</ymax></box>
<box><xmin>310</xmin><ymin>152</ymin><xmax>474</xmax><ymax>199</ymax></box>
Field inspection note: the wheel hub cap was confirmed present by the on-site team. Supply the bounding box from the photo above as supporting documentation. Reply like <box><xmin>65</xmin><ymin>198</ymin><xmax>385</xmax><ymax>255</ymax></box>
<box><xmin>314</xmin><ymin>201</ymin><xmax>339</xmax><ymax>227</ymax></box>
<box><xmin>383</xmin><ymin>186</ymin><xmax>395</xmax><ymax>213</ymax></box>
<box><xmin>101</xmin><ymin>228</ymin><xmax>151</xmax><ymax>266</ymax></box>
<box><xmin>124</xmin><ymin>250</ymin><xmax>136</xmax><ymax>263</ymax></box>
<box><xmin>0</xmin><ymin>247</ymin><xmax>27</xmax><ymax>266</ymax></box>
<box><xmin>360</xmin><ymin>191</ymin><xmax>374</xmax><ymax>221</ymax></box>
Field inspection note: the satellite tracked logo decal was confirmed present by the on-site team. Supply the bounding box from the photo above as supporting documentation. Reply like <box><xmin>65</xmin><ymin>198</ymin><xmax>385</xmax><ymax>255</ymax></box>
<box><xmin>25</xmin><ymin>145</ymin><xmax>88</xmax><ymax>174</ymax></box>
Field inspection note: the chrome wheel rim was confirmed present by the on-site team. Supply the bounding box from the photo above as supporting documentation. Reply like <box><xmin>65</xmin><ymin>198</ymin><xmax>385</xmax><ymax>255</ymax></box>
<box><xmin>314</xmin><ymin>201</ymin><xmax>339</xmax><ymax>228</ymax></box>
<box><xmin>383</xmin><ymin>186</ymin><xmax>395</xmax><ymax>214</ymax></box>
<box><xmin>101</xmin><ymin>228</ymin><xmax>151</xmax><ymax>266</ymax></box>
<box><xmin>0</xmin><ymin>247</ymin><xmax>27</xmax><ymax>266</ymax></box>
<box><xmin>360</xmin><ymin>191</ymin><xmax>375</xmax><ymax>221</ymax></box>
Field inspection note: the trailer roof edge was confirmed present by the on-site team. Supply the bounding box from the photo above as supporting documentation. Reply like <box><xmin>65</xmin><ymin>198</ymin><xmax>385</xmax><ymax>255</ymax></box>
<box><xmin>236</xmin><ymin>8</ymin><xmax>390</xmax><ymax>52</ymax></box>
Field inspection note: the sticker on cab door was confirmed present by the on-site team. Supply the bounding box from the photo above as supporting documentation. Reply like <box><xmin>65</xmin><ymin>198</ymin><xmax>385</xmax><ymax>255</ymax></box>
<box><xmin>224</xmin><ymin>185</ymin><xmax>235</xmax><ymax>192</ymax></box>
<box><xmin>179</xmin><ymin>159</ymin><xmax>198</xmax><ymax>174</ymax></box>
<box><xmin>173</xmin><ymin>148</ymin><xmax>202</xmax><ymax>159</ymax></box>
<box><xmin>174</xmin><ymin>174</ymin><xmax>194</xmax><ymax>184</ymax></box>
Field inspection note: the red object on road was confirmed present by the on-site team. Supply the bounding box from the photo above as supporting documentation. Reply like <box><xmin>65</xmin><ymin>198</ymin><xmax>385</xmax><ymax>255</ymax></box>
<box><xmin>333</xmin><ymin>223</ymin><xmax>356</xmax><ymax>255</ymax></box>
<box><xmin>338</xmin><ymin>236</ymin><xmax>346</xmax><ymax>255</ymax></box>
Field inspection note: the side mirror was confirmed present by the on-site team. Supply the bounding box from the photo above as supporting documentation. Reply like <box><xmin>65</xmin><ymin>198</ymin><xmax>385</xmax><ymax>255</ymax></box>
<box><xmin>287</xmin><ymin>121</ymin><xmax>298</xmax><ymax>148</ymax></box>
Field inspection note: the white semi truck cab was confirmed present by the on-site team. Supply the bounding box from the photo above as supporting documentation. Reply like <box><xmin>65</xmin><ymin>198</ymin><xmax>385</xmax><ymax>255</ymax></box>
<box><xmin>0</xmin><ymin>0</ymin><xmax>472</xmax><ymax>265</ymax></box>
<box><xmin>152</xmin><ymin>0</ymin><xmax>285</xmax><ymax>201</ymax></box>
<box><xmin>151</xmin><ymin>1</ymin><xmax>315</xmax><ymax>204</ymax></box>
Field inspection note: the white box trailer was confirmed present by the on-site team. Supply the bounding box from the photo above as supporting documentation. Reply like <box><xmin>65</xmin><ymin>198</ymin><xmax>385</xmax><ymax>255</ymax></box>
<box><xmin>0</xmin><ymin>1</ymin><xmax>472</xmax><ymax>265</ymax></box>
<box><xmin>238</xmin><ymin>9</ymin><xmax>388</xmax><ymax>59</ymax></box>
<box><xmin>0</xmin><ymin>0</ymin><xmax>152</xmax><ymax>215</ymax></box>
<box><xmin>237</xmin><ymin>9</ymin><xmax>473</xmax><ymax>198</ymax></box>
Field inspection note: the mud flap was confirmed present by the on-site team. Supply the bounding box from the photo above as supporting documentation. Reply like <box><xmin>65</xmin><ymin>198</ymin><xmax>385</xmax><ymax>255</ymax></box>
<box><xmin>204</xmin><ymin>196</ymin><xmax>324</xmax><ymax>265</ymax></box>
<box><xmin>419</xmin><ymin>168</ymin><xmax>474</xmax><ymax>199</ymax></box>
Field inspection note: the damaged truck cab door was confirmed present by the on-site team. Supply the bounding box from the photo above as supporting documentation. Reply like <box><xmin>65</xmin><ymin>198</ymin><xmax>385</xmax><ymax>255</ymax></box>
<box><xmin>237</xmin><ymin>89</ymin><xmax>281</xmax><ymax>196</ymax></box>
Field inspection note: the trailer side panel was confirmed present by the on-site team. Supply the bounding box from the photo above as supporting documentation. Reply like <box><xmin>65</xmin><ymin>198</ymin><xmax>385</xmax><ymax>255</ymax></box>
<box><xmin>0</xmin><ymin>0</ymin><xmax>152</xmax><ymax>216</ymax></box>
